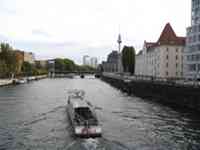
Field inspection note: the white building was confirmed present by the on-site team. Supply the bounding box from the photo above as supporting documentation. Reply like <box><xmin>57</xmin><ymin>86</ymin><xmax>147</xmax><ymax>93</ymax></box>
<box><xmin>90</xmin><ymin>57</ymin><xmax>98</xmax><ymax>68</ymax></box>
<box><xmin>135</xmin><ymin>50</ymin><xmax>144</xmax><ymax>75</ymax></box>
<box><xmin>83</xmin><ymin>55</ymin><xmax>90</xmax><ymax>66</ymax></box>
<box><xmin>184</xmin><ymin>0</ymin><xmax>200</xmax><ymax>79</ymax></box>
<box><xmin>135</xmin><ymin>23</ymin><xmax>185</xmax><ymax>78</ymax></box>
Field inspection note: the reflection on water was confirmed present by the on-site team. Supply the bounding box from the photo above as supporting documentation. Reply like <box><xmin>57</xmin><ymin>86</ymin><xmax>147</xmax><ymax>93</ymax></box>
<box><xmin>0</xmin><ymin>77</ymin><xmax>200</xmax><ymax>150</ymax></box>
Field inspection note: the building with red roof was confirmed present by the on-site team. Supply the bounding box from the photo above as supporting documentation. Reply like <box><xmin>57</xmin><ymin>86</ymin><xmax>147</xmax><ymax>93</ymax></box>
<box><xmin>135</xmin><ymin>23</ymin><xmax>186</xmax><ymax>78</ymax></box>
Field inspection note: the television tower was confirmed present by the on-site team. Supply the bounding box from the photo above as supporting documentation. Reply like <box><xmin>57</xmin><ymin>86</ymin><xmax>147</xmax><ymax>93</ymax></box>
<box><xmin>117</xmin><ymin>33</ymin><xmax>123</xmax><ymax>73</ymax></box>
<box><xmin>117</xmin><ymin>33</ymin><xmax>122</xmax><ymax>53</ymax></box>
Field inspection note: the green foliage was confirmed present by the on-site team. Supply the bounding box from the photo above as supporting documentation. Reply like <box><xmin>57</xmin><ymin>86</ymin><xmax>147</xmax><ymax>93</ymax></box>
<box><xmin>0</xmin><ymin>43</ymin><xmax>17</xmax><ymax>77</ymax></box>
<box><xmin>53</xmin><ymin>58</ymin><xmax>96</xmax><ymax>72</ymax></box>
<box><xmin>76</xmin><ymin>65</ymin><xmax>96</xmax><ymax>72</ymax></box>
<box><xmin>122</xmin><ymin>46</ymin><xmax>136</xmax><ymax>74</ymax></box>
<box><xmin>0</xmin><ymin>42</ymin><xmax>49</xmax><ymax>78</ymax></box>
<box><xmin>0</xmin><ymin>60</ymin><xmax>8</xmax><ymax>78</ymax></box>
<box><xmin>21</xmin><ymin>62</ymin><xmax>35</xmax><ymax>76</ymax></box>
<box><xmin>55</xmin><ymin>58</ymin><xmax>76</xmax><ymax>72</ymax></box>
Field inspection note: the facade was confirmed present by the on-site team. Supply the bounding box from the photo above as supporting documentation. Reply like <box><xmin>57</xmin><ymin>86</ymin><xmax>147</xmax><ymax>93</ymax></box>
<box><xmin>135</xmin><ymin>23</ymin><xmax>185</xmax><ymax>78</ymax></box>
<box><xmin>102</xmin><ymin>51</ymin><xmax>119</xmax><ymax>72</ymax></box>
<box><xmin>23</xmin><ymin>52</ymin><xmax>35</xmax><ymax>64</ymax></box>
<box><xmin>90</xmin><ymin>57</ymin><xmax>98</xmax><ymax>68</ymax></box>
<box><xmin>135</xmin><ymin>50</ymin><xmax>144</xmax><ymax>75</ymax></box>
<box><xmin>14</xmin><ymin>50</ymin><xmax>24</xmax><ymax>74</ymax></box>
<box><xmin>83</xmin><ymin>55</ymin><xmax>90</xmax><ymax>66</ymax></box>
<box><xmin>83</xmin><ymin>55</ymin><xmax>98</xmax><ymax>68</ymax></box>
<box><xmin>14</xmin><ymin>50</ymin><xmax>35</xmax><ymax>64</ymax></box>
<box><xmin>184</xmin><ymin>0</ymin><xmax>200</xmax><ymax>79</ymax></box>
<box><xmin>35</xmin><ymin>60</ymin><xmax>48</xmax><ymax>69</ymax></box>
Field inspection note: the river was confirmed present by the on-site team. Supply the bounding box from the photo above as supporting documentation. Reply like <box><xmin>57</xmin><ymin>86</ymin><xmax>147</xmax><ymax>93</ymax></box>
<box><xmin>0</xmin><ymin>76</ymin><xmax>200</xmax><ymax>150</ymax></box>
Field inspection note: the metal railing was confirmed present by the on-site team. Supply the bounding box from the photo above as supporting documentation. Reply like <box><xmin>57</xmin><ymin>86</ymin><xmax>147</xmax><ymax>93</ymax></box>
<box><xmin>103</xmin><ymin>72</ymin><xmax>200</xmax><ymax>88</ymax></box>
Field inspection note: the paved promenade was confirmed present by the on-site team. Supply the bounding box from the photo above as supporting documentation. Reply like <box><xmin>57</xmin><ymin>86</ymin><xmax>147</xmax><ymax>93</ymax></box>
<box><xmin>0</xmin><ymin>79</ymin><xmax>13</xmax><ymax>86</ymax></box>
<box><xmin>0</xmin><ymin>75</ymin><xmax>48</xmax><ymax>87</ymax></box>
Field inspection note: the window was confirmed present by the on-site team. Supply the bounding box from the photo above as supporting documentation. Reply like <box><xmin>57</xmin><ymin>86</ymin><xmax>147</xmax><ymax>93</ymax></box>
<box><xmin>189</xmin><ymin>36</ymin><xmax>192</xmax><ymax>43</ymax></box>
<box><xmin>193</xmin><ymin>35</ymin><xmax>197</xmax><ymax>42</ymax></box>
<box><xmin>166</xmin><ymin>63</ymin><xmax>168</xmax><ymax>68</ymax></box>
<box><xmin>176</xmin><ymin>63</ymin><xmax>178</xmax><ymax>68</ymax></box>
<box><xmin>189</xmin><ymin>64</ymin><xmax>196</xmax><ymax>71</ymax></box>
<box><xmin>199</xmin><ymin>25</ymin><xmax>200</xmax><ymax>32</ymax></box>
<box><xmin>176</xmin><ymin>72</ymin><xmax>178</xmax><ymax>76</ymax></box>
<box><xmin>176</xmin><ymin>48</ymin><xmax>178</xmax><ymax>52</ymax></box>
<box><xmin>166</xmin><ymin>71</ymin><xmax>168</xmax><ymax>76</ymax></box>
<box><xmin>166</xmin><ymin>55</ymin><xmax>168</xmax><ymax>60</ymax></box>
<box><xmin>166</xmin><ymin>48</ymin><xmax>169</xmax><ymax>52</ymax></box>
<box><xmin>192</xmin><ymin>55</ymin><xmax>196</xmax><ymax>61</ymax></box>
<box><xmin>193</xmin><ymin>26</ymin><xmax>197</xmax><ymax>32</ymax></box>
<box><xmin>176</xmin><ymin>55</ymin><xmax>178</xmax><ymax>60</ymax></box>
<box><xmin>187</xmin><ymin>55</ymin><xmax>190</xmax><ymax>61</ymax></box>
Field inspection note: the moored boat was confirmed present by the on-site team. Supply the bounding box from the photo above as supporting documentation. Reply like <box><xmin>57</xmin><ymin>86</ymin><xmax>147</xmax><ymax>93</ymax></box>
<box><xmin>13</xmin><ymin>78</ymin><xmax>27</xmax><ymax>84</ymax></box>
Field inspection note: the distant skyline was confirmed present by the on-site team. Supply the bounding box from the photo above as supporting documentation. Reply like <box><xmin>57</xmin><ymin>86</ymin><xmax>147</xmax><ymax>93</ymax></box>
<box><xmin>0</xmin><ymin>0</ymin><xmax>190</xmax><ymax>64</ymax></box>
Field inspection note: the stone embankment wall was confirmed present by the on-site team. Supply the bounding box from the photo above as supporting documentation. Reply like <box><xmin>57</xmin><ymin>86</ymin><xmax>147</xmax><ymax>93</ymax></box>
<box><xmin>101</xmin><ymin>75</ymin><xmax>200</xmax><ymax>112</ymax></box>
<box><xmin>0</xmin><ymin>75</ymin><xmax>48</xmax><ymax>87</ymax></box>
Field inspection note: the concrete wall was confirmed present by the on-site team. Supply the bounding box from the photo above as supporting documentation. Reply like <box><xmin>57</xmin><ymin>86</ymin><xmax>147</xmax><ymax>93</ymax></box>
<box><xmin>101</xmin><ymin>75</ymin><xmax>200</xmax><ymax>112</ymax></box>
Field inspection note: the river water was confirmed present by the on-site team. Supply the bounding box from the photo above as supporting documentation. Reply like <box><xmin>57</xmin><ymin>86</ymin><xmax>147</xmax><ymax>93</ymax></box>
<box><xmin>0</xmin><ymin>76</ymin><xmax>200</xmax><ymax>150</ymax></box>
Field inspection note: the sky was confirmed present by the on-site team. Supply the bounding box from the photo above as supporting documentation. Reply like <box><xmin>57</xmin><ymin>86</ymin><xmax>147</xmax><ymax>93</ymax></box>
<box><xmin>0</xmin><ymin>0</ymin><xmax>191</xmax><ymax>64</ymax></box>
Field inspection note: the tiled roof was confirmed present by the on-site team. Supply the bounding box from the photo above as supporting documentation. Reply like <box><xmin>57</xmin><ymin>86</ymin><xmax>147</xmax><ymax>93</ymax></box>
<box><xmin>145</xmin><ymin>42</ymin><xmax>157</xmax><ymax>49</ymax></box>
<box><xmin>145</xmin><ymin>23</ymin><xmax>186</xmax><ymax>51</ymax></box>
<box><xmin>157</xmin><ymin>23</ymin><xmax>185</xmax><ymax>45</ymax></box>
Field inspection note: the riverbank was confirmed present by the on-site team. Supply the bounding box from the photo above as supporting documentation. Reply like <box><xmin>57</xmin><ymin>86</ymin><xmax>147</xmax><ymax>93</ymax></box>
<box><xmin>0</xmin><ymin>75</ymin><xmax>48</xmax><ymax>87</ymax></box>
<box><xmin>101</xmin><ymin>73</ymin><xmax>200</xmax><ymax>112</ymax></box>
<box><xmin>0</xmin><ymin>79</ymin><xmax>13</xmax><ymax>87</ymax></box>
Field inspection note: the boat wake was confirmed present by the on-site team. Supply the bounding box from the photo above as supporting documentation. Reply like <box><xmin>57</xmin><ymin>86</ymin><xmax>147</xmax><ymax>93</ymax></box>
<box><xmin>65</xmin><ymin>138</ymin><xmax>130</xmax><ymax>150</ymax></box>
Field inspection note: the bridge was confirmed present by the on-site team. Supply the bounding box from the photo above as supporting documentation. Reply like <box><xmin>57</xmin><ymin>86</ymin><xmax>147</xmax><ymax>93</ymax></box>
<box><xmin>48</xmin><ymin>70</ymin><xmax>101</xmax><ymax>78</ymax></box>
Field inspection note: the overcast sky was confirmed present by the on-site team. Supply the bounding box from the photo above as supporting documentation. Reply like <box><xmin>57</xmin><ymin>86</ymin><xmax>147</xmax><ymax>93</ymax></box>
<box><xmin>0</xmin><ymin>0</ymin><xmax>190</xmax><ymax>64</ymax></box>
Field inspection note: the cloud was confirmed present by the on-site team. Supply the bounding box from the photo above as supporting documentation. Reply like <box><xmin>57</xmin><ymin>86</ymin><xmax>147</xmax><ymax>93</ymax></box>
<box><xmin>31</xmin><ymin>29</ymin><xmax>51</xmax><ymax>38</ymax></box>
<box><xmin>0</xmin><ymin>7</ymin><xmax>17</xmax><ymax>15</ymax></box>
<box><xmin>3</xmin><ymin>38</ymin><xmax>111</xmax><ymax>64</ymax></box>
<box><xmin>0</xmin><ymin>0</ymin><xmax>17</xmax><ymax>15</ymax></box>
<box><xmin>0</xmin><ymin>34</ymin><xmax>8</xmax><ymax>41</ymax></box>
<box><xmin>0</xmin><ymin>0</ymin><xmax>191</xmax><ymax>64</ymax></box>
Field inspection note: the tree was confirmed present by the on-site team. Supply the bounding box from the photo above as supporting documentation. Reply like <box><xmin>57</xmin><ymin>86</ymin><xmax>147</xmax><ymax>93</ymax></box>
<box><xmin>0</xmin><ymin>43</ymin><xmax>17</xmax><ymax>77</ymax></box>
<box><xmin>21</xmin><ymin>62</ymin><xmax>34</xmax><ymax>76</ymax></box>
<box><xmin>122</xmin><ymin>46</ymin><xmax>136</xmax><ymax>74</ymax></box>
<box><xmin>0</xmin><ymin>60</ymin><xmax>8</xmax><ymax>78</ymax></box>
<box><xmin>54</xmin><ymin>58</ymin><xmax>76</xmax><ymax>72</ymax></box>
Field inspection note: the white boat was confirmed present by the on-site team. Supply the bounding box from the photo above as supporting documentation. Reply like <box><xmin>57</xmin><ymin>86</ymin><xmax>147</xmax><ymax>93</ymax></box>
<box><xmin>65</xmin><ymin>73</ymin><xmax>75</xmax><ymax>78</ymax></box>
<box><xmin>13</xmin><ymin>78</ymin><xmax>27</xmax><ymax>84</ymax></box>
<box><xmin>67</xmin><ymin>90</ymin><xmax>102</xmax><ymax>137</ymax></box>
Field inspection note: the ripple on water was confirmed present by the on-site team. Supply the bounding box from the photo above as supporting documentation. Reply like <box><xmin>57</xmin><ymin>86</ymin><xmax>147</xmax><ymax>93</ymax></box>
<box><xmin>65</xmin><ymin>138</ymin><xmax>130</xmax><ymax>150</ymax></box>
